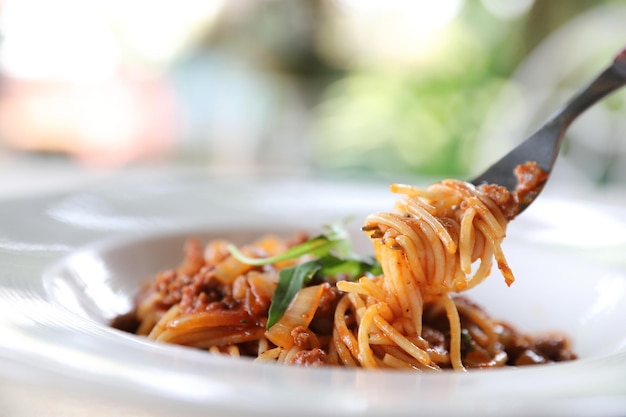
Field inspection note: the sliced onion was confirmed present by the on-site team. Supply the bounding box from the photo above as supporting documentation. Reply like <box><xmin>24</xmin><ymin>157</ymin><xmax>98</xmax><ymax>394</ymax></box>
<box><xmin>266</xmin><ymin>284</ymin><xmax>325</xmax><ymax>349</ymax></box>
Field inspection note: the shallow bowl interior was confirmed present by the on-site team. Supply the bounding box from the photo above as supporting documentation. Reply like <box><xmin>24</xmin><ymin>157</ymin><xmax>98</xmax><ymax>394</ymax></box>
<box><xmin>43</xmin><ymin>224</ymin><xmax>626</xmax><ymax>361</ymax></box>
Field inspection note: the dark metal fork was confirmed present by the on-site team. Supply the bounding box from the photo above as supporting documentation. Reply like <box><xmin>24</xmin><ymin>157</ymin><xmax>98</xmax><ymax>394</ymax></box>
<box><xmin>471</xmin><ymin>46</ymin><xmax>626</xmax><ymax>214</ymax></box>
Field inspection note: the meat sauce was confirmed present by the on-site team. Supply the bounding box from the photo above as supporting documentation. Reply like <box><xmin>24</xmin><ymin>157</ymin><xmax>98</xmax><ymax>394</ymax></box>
<box><xmin>479</xmin><ymin>161</ymin><xmax>550</xmax><ymax>221</ymax></box>
<box><xmin>112</xmin><ymin>162</ymin><xmax>575</xmax><ymax>368</ymax></box>
<box><xmin>113</xmin><ymin>240</ymin><xmax>577</xmax><ymax>368</ymax></box>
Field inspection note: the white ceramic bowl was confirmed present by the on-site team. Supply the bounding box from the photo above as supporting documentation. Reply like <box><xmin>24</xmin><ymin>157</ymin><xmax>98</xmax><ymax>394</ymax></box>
<box><xmin>1</xmin><ymin>172</ymin><xmax>626</xmax><ymax>417</ymax></box>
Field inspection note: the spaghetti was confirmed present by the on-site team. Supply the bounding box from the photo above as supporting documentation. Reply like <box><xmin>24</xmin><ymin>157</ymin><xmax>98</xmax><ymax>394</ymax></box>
<box><xmin>113</xmin><ymin>163</ymin><xmax>575</xmax><ymax>370</ymax></box>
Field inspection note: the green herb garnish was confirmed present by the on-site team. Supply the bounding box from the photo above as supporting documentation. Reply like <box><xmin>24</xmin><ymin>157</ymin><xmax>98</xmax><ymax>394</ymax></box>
<box><xmin>268</xmin><ymin>260</ymin><xmax>321</xmax><ymax>328</ymax></box>
<box><xmin>227</xmin><ymin>222</ymin><xmax>352</xmax><ymax>266</ymax></box>
<box><xmin>228</xmin><ymin>223</ymin><xmax>381</xmax><ymax>328</ymax></box>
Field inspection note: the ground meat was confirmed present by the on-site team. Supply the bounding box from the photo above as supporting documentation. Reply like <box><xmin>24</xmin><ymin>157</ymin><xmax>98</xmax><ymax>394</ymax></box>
<box><xmin>513</xmin><ymin>161</ymin><xmax>549</xmax><ymax>211</ymax></box>
<box><xmin>309</xmin><ymin>283</ymin><xmax>340</xmax><ymax>335</ymax></box>
<box><xmin>533</xmin><ymin>333</ymin><xmax>578</xmax><ymax>362</ymax></box>
<box><xmin>291</xmin><ymin>326</ymin><xmax>312</xmax><ymax>348</ymax></box>
<box><xmin>479</xmin><ymin>184</ymin><xmax>517</xmax><ymax>221</ymax></box>
<box><xmin>136</xmin><ymin>238</ymin><xmax>219</xmax><ymax>311</ymax></box>
<box><xmin>288</xmin><ymin>348</ymin><xmax>327</xmax><ymax>367</ymax></box>
<box><xmin>177</xmin><ymin>238</ymin><xmax>206</xmax><ymax>276</ymax></box>
<box><xmin>514</xmin><ymin>162</ymin><xmax>549</xmax><ymax>199</ymax></box>
<box><xmin>479</xmin><ymin>161</ymin><xmax>549</xmax><ymax>220</ymax></box>
<box><xmin>514</xmin><ymin>349</ymin><xmax>548</xmax><ymax>366</ymax></box>
<box><xmin>422</xmin><ymin>297</ymin><xmax>576</xmax><ymax>368</ymax></box>
<box><xmin>147</xmin><ymin>269</ymin><xmax>196</xmax><ymax>309</ymax></box>
<box><xmin>499</xmin><ymin>323</ymin><xmax>577</xmax><ymax>366</ymax></box>
<box><xmin>178</xmin><ymin>268</ymin><xmax>233</xmax><ymax>313</ymax></box>
<box><xmin>498</xmin><ymin>322</ymin><xmax>533</xmax><ymax>361</ymax></box>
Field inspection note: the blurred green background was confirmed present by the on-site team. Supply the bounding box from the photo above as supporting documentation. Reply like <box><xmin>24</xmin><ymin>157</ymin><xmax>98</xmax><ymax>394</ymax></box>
<box><xmin>1</xmin><ymin>0</ymin><xmax>625</xmax><ymax>185</ymax></box>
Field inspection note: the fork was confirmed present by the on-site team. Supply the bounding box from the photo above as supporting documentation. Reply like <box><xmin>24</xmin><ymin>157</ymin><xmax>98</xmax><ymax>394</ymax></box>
<box><xmin>470</xmin><ymin>46</ymin><xmax>626</xmax><ymax>214</ymax></box>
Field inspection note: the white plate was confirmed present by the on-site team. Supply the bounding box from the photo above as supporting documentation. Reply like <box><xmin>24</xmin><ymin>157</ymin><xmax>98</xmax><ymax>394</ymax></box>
<box><xmin>1</xmin><ymin>172</ymin><xmax>626</xmax><ymax>417</ymax></box>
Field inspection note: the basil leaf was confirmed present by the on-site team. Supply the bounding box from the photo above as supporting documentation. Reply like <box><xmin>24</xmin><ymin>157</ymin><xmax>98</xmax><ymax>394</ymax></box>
<box><xmin>227</xmin><ymin>222</ymin><xmax>349</xmax><ymax>266</ymax></box>
<box><xmin>266</xmin><ymin>261</ymin><xmax>321</xmax><ymax>329</ymax></box>
<box><xmin>317</xmin><ymin>255</ymin><xmax>382</xmax><ymax>278</ymax></box>
<box><xmin>266</xmin><ymin>255</ymin><xmax>381</xmax><ymax>329</ymax></box>
<box><xmin>227</xmin><ymin>221</ymin><xmax>382</xmax><ymax>329</ymax></box>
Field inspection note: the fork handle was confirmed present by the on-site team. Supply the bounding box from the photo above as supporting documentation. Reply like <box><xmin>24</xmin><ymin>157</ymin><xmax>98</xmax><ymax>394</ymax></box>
<box><xmin>551</xmin><ymin>47</ymin><xmax>626</xmax><ymax>129</ymax></box>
